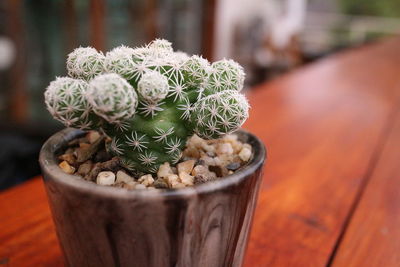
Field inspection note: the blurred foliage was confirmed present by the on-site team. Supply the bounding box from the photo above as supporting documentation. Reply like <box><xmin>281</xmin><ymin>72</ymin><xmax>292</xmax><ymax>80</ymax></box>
<box><xmin>339</xmin><ymin>0</ymin><xmax>400</xmax><ymax>17</ymax></box>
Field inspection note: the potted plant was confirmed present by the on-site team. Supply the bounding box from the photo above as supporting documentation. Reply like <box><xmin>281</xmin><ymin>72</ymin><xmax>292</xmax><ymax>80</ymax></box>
<box><xmin>39</xmin><ymin>39</ymin><xmax>266</xmax><ymax>267</ymax></box>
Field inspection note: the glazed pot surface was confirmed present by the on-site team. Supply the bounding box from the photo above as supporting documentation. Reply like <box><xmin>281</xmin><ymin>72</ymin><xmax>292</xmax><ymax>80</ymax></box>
<box><xmin>39</xmin><ymin>128</ymin><xmax>266</xmax><ymax>267</ymax></box>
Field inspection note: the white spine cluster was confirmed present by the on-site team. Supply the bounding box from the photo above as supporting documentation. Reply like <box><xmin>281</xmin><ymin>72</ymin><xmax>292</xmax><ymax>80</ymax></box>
<box><xmin>148</xmin><ymin>38</ymin><xmax>173</xmax><ymax>57</ymax></box>
<box><xmin>44</xmin><ymin>77</ymin><xmax>94</xmax><ymax>129</ymax></box>
<box><xmin>137</xmin><ymin>71</ymin><xmax>169</xmax><ymax>103</ymax></box>
<box><xmin>183</xmin><ymin>55</ymin><xmax>211</xmax><ymax>88</ymax></box>
<box><xmin>174</xmin><ymin>51</ymin><xmax>190</xmax><ymax>63</ymax></box>
<box><xmin>191</xmin><ymin>90</ymin><xmax>249</xmax><ymax>139</ymax></box>
<box><xmin>206</xmin><ymin>59</ymin><xmax>245</xmax><ymax>93</ymax></box>
<box><xmin>66</xmin><ymin>47</ymin><xmax>105</xmax><ymax>80</ymax></box>
<box><xmin>87</xmin><ymin>73</ymin><xmax>138</xmax><ymax>123</ymax></box>
<box><xmin>104</xmin><ymin>45</ymin><xmax>137</xmax><ymax>80</ymax></box>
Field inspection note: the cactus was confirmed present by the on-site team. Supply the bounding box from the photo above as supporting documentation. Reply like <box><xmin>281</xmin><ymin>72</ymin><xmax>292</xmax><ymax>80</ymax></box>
<box><xmin>45</xmin><ymin>39</ymin><xmax>249</xmax><ymax>173</ymax></box>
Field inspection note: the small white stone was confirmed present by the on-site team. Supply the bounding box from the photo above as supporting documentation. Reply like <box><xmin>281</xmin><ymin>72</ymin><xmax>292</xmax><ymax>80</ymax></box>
<box><xmin>231</xmin><ymin>141</ymin><xmax>243</xmax><ymax>153</ymax></box>
<box><xmin>116</xmin><ymin>170</ymin><xmax>134</xmax><ymax>184</ymax></box>
<box><xmin>216</xmin><ymin>143</ymin><xmax>233</xmax><ymax>155</ymax></box>
<box><xmin>177</xmin><ymin>160</ymin><xmax>195</xmax><ymax>175</ymax></box>
<box><xmin>243</xmin><ymin>143</ymin><xmax>252</xmax><ymax>150</ymax></box>
<box><xmin>201</xmin><ymin>143</ymin><xmax>215</xmax><ymax>153</ymax></box>
<box><xmin>191</xmin><ymin>165</ymin><xmax>216</xmax><ymax>179</ymax></box>
<box><xmin>96</xmin><ymin>171</ymin><xmax>116</xmax><ymax>185</ymax></box>
<box><xmin>179</xmin><ymin>172</ymin><xmax>194</xmax><ymax>186</ymax></box>
<box><xmin>157</xmin><ymin>162</ymin><xmax>173</xmax><ymax>178</ymax></box>
<box><xmin>59</xmin><ymin>160</ymin><xmax>75</xmax><ymax>174</ymax></box>
<box><xmin>182</xmin><ymin>146</ymin><xmax>200</xmax><ymax>158</ymax></box>
<box><xmin>213</xmin><ymin>157</ymin><xmax>222</xmax><ymax>166</ymax></box>
<box><xmin>189</xmin><ymin>134</ymin><xmax>205</xmax><ymax>149</ymax></box>
<box><xmin>86</xmin><ymin>131</ymin><xmax>101</xmax><ymax>143</ymax></box>
<box><xmin>223</xmin><ymin>134</ymin><xmax>238</xmax><ymax>142</ymax></box>
<box><xmin>200</xmin><ymin>155</ymin><xmax>215</xmax><ymax>166</ymax></box>
<box><xmin>165</xmin><ymin>174</ymin><xmax>180</xmax><ymax>188</ymax></box>
<box><xmin>138</xmin><ymin>174</ymin><xmax>154</xmax><ymax>186</ymax></box>
<box><xmin>238</xmin><ymin>147</ymin><xmax>252</xmax><ymax>162</ymax></box>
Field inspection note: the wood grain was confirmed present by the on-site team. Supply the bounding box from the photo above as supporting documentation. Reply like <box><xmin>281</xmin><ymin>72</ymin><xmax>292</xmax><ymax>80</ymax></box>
<box><xmin>0</xmin><ymin>178</ymin><xmax>62</xmax><ymax>267</ymax></box>
<box><xmin>1</xmin><ymin>38</ymin><xmax>400</xmax><ymax>266</ymax></box>
<box><xmin>243</xmin><ymin>38</ymin><xmax>400</xmax><ymax>266</ymax></box>
<box><xmin>331</xmin><ymin>105</ymin><xmax>400</xmax><ymax>267</ymax></box>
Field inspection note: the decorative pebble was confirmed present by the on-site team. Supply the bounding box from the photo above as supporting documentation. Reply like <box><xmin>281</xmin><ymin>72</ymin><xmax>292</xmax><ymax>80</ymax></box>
<box><xmin>60</xmin><ymin>132</ymin><xmax>253</xmax><ymax>190</ymax></box>
<box><xmin>116</xmin><ymin>170</ymin><xmax>135</xmax><ymax>184</ymax></box>
<box><xmin>77</xmin><ymin>161</ymin><xmax>93</xmax><ymax>176</ymax></box>
<box><xmin>192</xmin><ymin>165</ymin><xmax>216</xmax><ymax>180</ymax></box>
<box><xmin>200</xmin><ymin>155</ymin><xmax>215</xmax><ymax>166</ymax></box>
<box><xmin>154</xmin><ymin>179</ymin><xmax>169</xmax><ymax>189</ymax></box>
<box><xmin>238</xmin><ymin>147</ymin><xmax>252</xmax><ymax>162</ymax></box>
<box><xmin>201</xmin><ymin>143</ymin><xmax>215</xmax><ymax>153</ymax></box>
<box><xmin>179</xmin><ymin>172</ymin><xmax>194</xmax><ymax>186</ymax></box>
<box><xmin>189</xmin><ymin>134</ymin><xmax>204</xmax><ymax>149</ymax></box>
<box><xmin>138</xmin><ymin>174</ymin><xmax>154</xmax><ymax>186</ymax></box>
<box><xmin>157</xmin><ymin>162</ymin><xmax>173</xmax><ymax>179</ymax></box>
<box><xmin>208</xmin><ymin>165</ymin><xmax>228</xmax><ymax>177</ymax></box>
<box><xmin>216</xmin><ymin>143</ymin><xmax>233</xmax><ymax>155</ymax></box>
<box><xmin>177</xmin><ymin>160</ymin><xmax>195</xmax><ymax>175</ymax></box>
<box><xmin>165</xmin><ymin>174</ymin><xmax>181</xmax><ymax>188</ymax></box>
<box><xmin>96</xmin><ymin>171</ymin><xmax>115</xmax><ymax>185</ymax></box>
<box><xmin>58</xmin><ymin>153</ymin><xmax>76</xmax><ymax>165</ymax></box>
<box><xmin>87</xmin><ymin>131</ymin><xmax>101</xmax><ymax>144</ymax></box>
<box><xmin>59</xmin><ymin>160</ymin><xmax>75</xmax><ymax>174</ymax></box>
<box><xmin>226</xmin><ymin>162</ymin><xmax>241</xmax><ymax>171</ymax></box>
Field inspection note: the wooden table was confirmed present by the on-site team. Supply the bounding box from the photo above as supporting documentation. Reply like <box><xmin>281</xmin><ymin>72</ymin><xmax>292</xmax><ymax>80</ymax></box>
<box><xmin>2</xmin><ymin>38</ymin><xmax>400</xmax><ymax>267</ymax></box>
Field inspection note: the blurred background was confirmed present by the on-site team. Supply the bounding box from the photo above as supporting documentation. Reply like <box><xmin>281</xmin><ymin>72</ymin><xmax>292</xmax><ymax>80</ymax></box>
<box><xmin>1</xmin><ymin>0</ymin><xmax>400</xmax><ymax>190</ymax></box>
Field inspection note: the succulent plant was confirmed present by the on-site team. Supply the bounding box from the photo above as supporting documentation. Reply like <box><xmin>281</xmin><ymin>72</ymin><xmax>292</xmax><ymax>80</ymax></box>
<box><xmin>45</xmin><ymin>39</ymin><xmax>249</xmax><ymax>173</ymax></box>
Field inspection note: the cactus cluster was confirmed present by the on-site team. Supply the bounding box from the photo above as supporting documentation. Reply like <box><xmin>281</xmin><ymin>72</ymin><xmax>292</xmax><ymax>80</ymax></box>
<box><xmin>45</xmin><ymin>39</ymin><xmax>249</xmax><ymax>173</ymax></box>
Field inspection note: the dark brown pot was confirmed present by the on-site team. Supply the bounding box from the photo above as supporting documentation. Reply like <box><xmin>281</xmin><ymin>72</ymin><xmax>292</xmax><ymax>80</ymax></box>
<box><xmin>39</xmin><ymin>128</ymin><xmax>266</xmax><ymax>267</ymax></box>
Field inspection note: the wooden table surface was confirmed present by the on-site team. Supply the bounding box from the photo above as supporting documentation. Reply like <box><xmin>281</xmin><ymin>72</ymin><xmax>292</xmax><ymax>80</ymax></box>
<box><xmin>2</xmin><ymin>38</ymin><xmax>400</xmax><ymax>267</ymax></box>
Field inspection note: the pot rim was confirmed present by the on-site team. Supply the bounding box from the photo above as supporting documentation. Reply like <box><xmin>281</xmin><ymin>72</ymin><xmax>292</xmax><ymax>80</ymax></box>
<box><xmin>39</xmin><ymin>128</ymin><xmax>266</xmax><ymax>199</ymax></box>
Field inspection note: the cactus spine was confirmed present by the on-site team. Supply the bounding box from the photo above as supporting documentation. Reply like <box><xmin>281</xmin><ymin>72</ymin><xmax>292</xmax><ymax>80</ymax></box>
<box><xmin>45</xmin><ymin>39</ymin><xmax>249</xmax><ymax>173</ymax></box>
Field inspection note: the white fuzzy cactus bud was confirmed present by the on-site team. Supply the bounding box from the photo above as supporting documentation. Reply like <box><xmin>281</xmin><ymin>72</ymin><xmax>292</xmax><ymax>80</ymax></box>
<box><xmin>104</xmin><ymin>45</ymin><xmax>137</xmax><ymax>80</ymax></box>
<box><xmin>206</xmin><ymin>59</ymin><xmax>245</xmax><ymax>94</ymax></box>
<box><xmin>66</xmin><ymin>47</ymin><xmax>105</xmax><ymax>80</ymax></box>
<box><xmin>87</xmin><ymin>73</ymin><xmax>138</xmax><ymax>123</ymax></box>
<box><xmin>131</xmin><ymin>46</ymin><xmax>151</xmax><ymax>61</ymax></box>
<box><xmin>174</xmin><ymin>51</ymin><xmax>190</xmax><ymax>63</ymax></box>
<box><xmin>44</xmin><ymin>77</ymin><xmax>94</xmax><ymax>129</ymax></box>
<box><xmin>148</xmin><ymin>38</ymin><xmax>173</xmax><ymax>57</ymax></box>
<box><xmin>183</xmin><ymin>55</ymin><xmax>211</xmax><ymax>88</ymax></box>
<box><xmin>137</xmin><ymin>71</ymin><xmax>169</xmax><ymax>103</ymax></box>
<box><xmin>191</xmin><ymin>90</ymin><xmax>249</xmax><ymax>139</ymax></box>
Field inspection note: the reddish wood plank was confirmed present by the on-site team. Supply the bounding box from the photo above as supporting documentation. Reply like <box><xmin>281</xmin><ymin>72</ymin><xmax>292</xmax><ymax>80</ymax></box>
<box><xmin>1</xmin><ymin>39</ymin><xmax>400</xmax><ymax>266</ymax></box>
<box><xmin>243</xmin><ymin>39</ymin><xmax>400</xmax><ymax>266</ymax></box>
<box><xmin>0</xmin><ymin>178</ymin><xmax>62</xmax><ymax>267</ymax></box>
<box><xmin>331</xmin><ymin>107</ymin><xmax>400</xmax><ymax>266</ymax></box>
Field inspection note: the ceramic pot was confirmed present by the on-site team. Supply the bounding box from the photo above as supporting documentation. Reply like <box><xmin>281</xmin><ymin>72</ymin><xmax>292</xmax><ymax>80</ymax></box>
<box><xmin>39</xmin><ymin>128</ymin><xmax>266</xmax><ymax>267</ymax></box>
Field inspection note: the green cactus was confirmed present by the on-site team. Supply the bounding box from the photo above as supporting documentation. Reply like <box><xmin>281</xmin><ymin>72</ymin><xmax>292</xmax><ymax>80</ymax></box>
<box><xmin>45</xmin><ymin>39</ymin><xmax>249</xmax><ymax>173</ymax></box>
